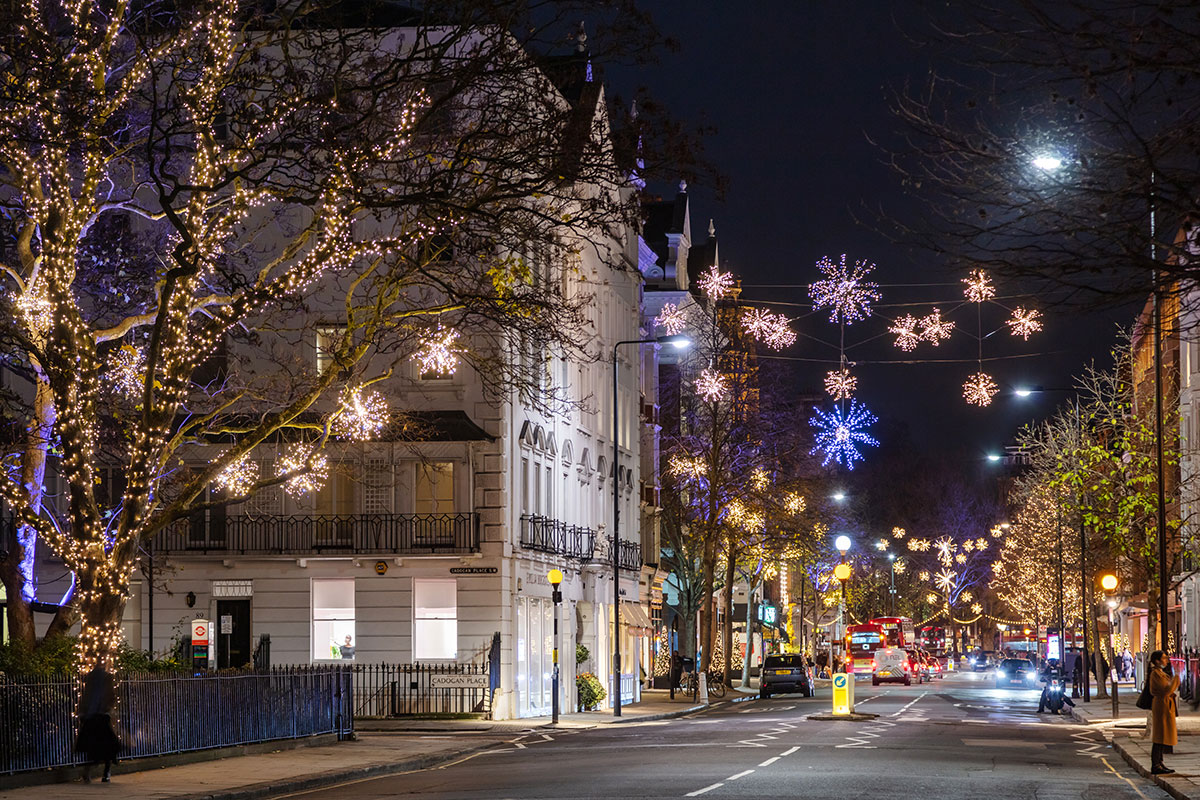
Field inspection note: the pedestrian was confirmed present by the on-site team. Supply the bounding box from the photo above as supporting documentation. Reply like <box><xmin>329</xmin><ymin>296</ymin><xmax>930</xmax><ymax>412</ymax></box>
<box><xmin>1149</xmin><ymin>650</ymin><xmax>1180</xmax><ymax>775</ymax></box>
<box><xmin>1121</xmin><ymin>649</ymin><xmax>1134</xmax><ymax>681</ymax></box>
<box><xmin>75</xmin><ymin>664</ymin><xmax>120</xmax><ymax>783</ymax></box>
<box><xmin>1072</xmin><ymin>655</ymin><xmax>1083</xmax><ymax>697</ymax></box>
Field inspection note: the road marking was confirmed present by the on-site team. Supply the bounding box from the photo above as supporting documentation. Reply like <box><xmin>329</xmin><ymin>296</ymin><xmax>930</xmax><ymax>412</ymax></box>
<box><xmin>689</xmin><ymin>720</ymin><xmax>722</xmax><ymax>724</ymax></box>
<box><xmin>759</xmin><ymin>757</ymin><xmax>780</xmax><ymax>767</ymax></box>
<box><xmin>781</xmin><ymin>746</ymin><xmax>800</xmax><ymax>756</ymax></box>
<box><xmin>1100</xmin><ymin>755</ymin><xmax>1149</xmax><ymax>800</ymax></box>
<box><xmin>541</xmin><ymin>734</ymin><xmax>554</xmax><ymax>741</ymax></box>
<box><xmin>889</xmin><ymin>692</ymin><xmax>928</xmax><ymax>717</ymax></box>
<box><xmin>686</xmin><ymin>782</ymin><xmax>724</xmax><ymax>796</ymax></box>
<box><xmin>727</xmin><ymin>770</ymin><xmax>755</xmax><ymax>780</ymax></box>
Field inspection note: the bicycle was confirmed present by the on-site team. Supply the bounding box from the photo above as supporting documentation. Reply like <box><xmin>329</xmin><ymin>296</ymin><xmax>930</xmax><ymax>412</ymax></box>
<box><xmin>675</xmin><ymin>669</ymin><xmax>727</xmax><ymax>699</ymax></box>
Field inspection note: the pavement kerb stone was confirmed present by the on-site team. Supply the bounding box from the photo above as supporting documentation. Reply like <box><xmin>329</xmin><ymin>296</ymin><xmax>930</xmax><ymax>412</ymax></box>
<box><xmin>1110</xmin><ymin>732</ymin><xmax>1197</xmax><ymax>800</ymax></box>
<box><xmin>158</xmin><ymin>740</ymin><xmax>500</xmax><ymax>800</ymax></box>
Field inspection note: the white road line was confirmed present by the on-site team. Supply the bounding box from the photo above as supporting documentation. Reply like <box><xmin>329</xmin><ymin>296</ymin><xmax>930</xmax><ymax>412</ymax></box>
<box><xmin>686</xmin><ymin>782</ymin><xmax>724</xmax><ymax>796</ymax></box>
<box><xmin>889</xmin><ymin>692</ymin><xmax>928</xmax><ymax>718</ymax></box>
<box><xmin>727</xmin><ymin>770</ymin><xmax>755</xmax><ymax>780</ymax></box>
<box><xmin>758</xmin><ymin>757</ymin><xmax>780</xmax><ymax>767</ymax></box>
<box><xmin>541</xmin><ymin>734</ymin><xmax>554</xmax><ymax>741</ymax></box>
<box><xmin>781</xmin><ymin>746</ymin><xmax>800</xmax><ymax>756</ymax></box>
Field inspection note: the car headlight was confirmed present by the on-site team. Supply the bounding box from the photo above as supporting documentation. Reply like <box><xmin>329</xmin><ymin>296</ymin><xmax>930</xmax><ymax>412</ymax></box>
<box><xmin>997</xmin><ymin>670</ymin><xmax>1006</xmax><ymax>678</ymax></box>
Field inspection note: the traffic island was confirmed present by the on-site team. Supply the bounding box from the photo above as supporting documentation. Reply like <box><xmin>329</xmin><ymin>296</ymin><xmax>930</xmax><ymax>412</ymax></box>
<box><xmin>806</xmin><ymin>712</ymin><xmax>880</xmax><ymax>721</ymax></box>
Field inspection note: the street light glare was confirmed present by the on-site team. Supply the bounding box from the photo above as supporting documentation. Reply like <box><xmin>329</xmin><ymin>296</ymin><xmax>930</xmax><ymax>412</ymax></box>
<box><xmin>1033</xmin><ymin>155</ymin><xmax>1063</xmax><ymax>170</ymax></box>
<box><xmin>657</xmin><ymin>333</ymin><xmax>691</xmax><ymax>350</ymax></box>
<box><xmin>1014</xmin><ymin>388</ymin><xmax>1033</xmax><ymax>398</ymax></box>
<box><xmin>832</xmin><ymin>491</ymin><xmax>846</xmax><ymax>502</ymax></box>
<box><xmin>986</xmin><ymin>453</ymin><xmax>1001</xmax><ymax>462</ymax></box>
<box><xmin>835</xmin><ymin>534</ymin><xmax>852</xmax><ymax>553</ymax></box>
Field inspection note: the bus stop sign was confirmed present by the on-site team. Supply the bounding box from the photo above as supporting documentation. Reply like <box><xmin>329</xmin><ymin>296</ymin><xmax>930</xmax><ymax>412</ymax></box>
<box><xmin>832</xmin><ymin>672</ymin><xmax>855</xmax><ymax>716</ymax></box>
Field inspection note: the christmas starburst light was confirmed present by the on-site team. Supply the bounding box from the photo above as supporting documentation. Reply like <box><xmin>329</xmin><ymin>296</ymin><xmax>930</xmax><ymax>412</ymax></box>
<box><xmin>926</xmin><ymin>593</ymin><xmax>939</xmax><ymax>604</ymax></box>
<box><xmin>742</xmin><ymin>308</ymin><xmax>796</xmax><ymax>350</ymax></box>
<box><xmin>333</xmin><ymin>385</ymin><xmax>389</xmax><ymax>440</ymax></box>
<box><xmin>891</xmin><ymin>526</ymin><xmax>906</xmax><ymax>539</ymax></box>
<box><xmin>963</xmin><ymin>269</ymin><xmax>996</xmax><ymax>303</ymax></box>
<box><xmin>824</xmin><ymin>367</ymin><xmax>857</xmax><ymax>400</ymax></box>
<box><xmin>654</xmin><ymin>302</ymin><xmax>688</xmax><ymax>336</ymax></box>
<box><xmin>971</xmin><ymin>602</ymin><xmax>983</xmax><ymax>614</ymax></box>
<box><xmin>751</xmin><ymin>468</ymin><xmax>770</xmax><ymax>491</ymax></box>
<box><xmin>918</xmin><ymin>571</ymin><xmax>931</xmax><ymax>582</ymax></box>
<box><xmin>975</xmin><ymin>537</ymin><xmax>988</xmax><ymax>550</ymax></box>
<box><xmin>1006</xmin><ymin>307</ymin><xmax>1043</xmax><ymax>340</ymax></box>
<box><xmin>962</xmin><ymin>371</ymin><xmax>999</xmax><ymax>407</ymax></box>
<box><xmin>962</xmin><ymin>591</ymin><xmax>974</xmax><ymax>602</ymax></box>
<box><xmin>808</xmin><ymin>398</ymin><xmax>879</xmax><ymax>470</ymax></box>
<box><xmin>414</xmin><ymin>325</ymin><xmax>462</xmax><ymax>377</ymax></box>
<box><xmin>697</xmin><ymin>265</ymin><xmax>735</xmax><ymax>300</ymax></box>
<box><xmin>215</xmin><ymin>455</ymin><xmax>258</xmax><ymax>497</ymax></box>
<box><xmin>935</xmin><ymin>569</ymin><xmax>957</xmax><ymax>592</ymax></box>
<box><xmin>919</xmin><ymin>308</ymin><xmax>954</xmax><ymax>345</ymax></box>
<box><xmin>875</xmin><ymin>539</ymin><xmax>888</xmax><ymax>551</ymax></box>
<box><xmin>889</xmin><ymin>314</ymin><xmax>920</xmax><ymax>351</ymax></box>
<box><xmin>893</xmin><ymin>559</ymin><xmax>906</xmax><ymax>575</ymax></box>
<box><xmin>669</xmin><ymin>455</ymin><xmax>706</xmax><ymax>480</ymax></box>
<box><xmin>908</xmin><ymin>538</ymin><xmax>931</xmax><ymax>552</ymax></box>
<box><xmin>695</xmin><ymin>367</ymin><xmax>728</xmax><ymax>402</ymax></box>
<box><xmin>277</xmin><ymin>444</ymin><xmax>330</xmax><ymax>496</ymax></box>
<box><xmin>809</xmin><ymin>254</ymin><xmax>881</xmax><ymax>324</ymax></box>
<box><xmin>784</xmin><ymin>492</ymin><xmax>806</xmax><ymax>514</ymax></box>
<box><xmin>955</xmin><ymin>553</ymin><xmax>968</xmax><ymax>564</ymax></box>
<box><xmin>935</xmin><ymin>536</ymin><xmax>957</xmax><ymax>564</ymax></box>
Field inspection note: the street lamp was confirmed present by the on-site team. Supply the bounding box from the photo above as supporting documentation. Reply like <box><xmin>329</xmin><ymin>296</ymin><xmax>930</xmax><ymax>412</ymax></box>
<box><xmin>611</xmin><ymin>333</ymin><xmax>689</xmax><ymax>716</ymax></box>
<box><xmin>548</xmin><ymin>569</ymin><xmax>563</xmax><ymax>724</ymax></box>
<box><xmin>834</xmin><ymin>536</ymin><xmax>851</xmax><ymax>668</ymax></box>
<box><xmin>887</xmin><ymin>552</ymin><xmax>897</xmax><ymax>617</ymax></box>
<box><xmin>1099</xmin><ymin>573</ymin><xmax>1120</xmax><ymax>712</ymax></box>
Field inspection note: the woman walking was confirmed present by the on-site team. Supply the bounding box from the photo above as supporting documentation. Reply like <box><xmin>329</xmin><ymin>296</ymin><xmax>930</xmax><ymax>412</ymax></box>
<box><xmin>76</xmin><ymin>664</ymin><xmax>120</xmax><ymax>782</ymax></box>
<box><xmin>1149</xmin><ymin>650</ymin><xmax>1180</xmax><ymax>775</ymax></box>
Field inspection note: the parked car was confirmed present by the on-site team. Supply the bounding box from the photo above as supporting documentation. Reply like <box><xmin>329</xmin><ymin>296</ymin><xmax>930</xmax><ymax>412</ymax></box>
<box><xmin>920</xmin><ymin>651</ymin><xmax>942</xmax><ymax>680</ymax></box>
<box><xmin>759</xmin><ymin>654</ymin><xmax>812</xmax><ymax>699</ymax></box>
<box><xmin>904</xmin><ymin>650</ymin><xmax>927</xmax><ymax>683</ymax></box>
<box><xmin>872</xmin><ymin>648</ymin><xmax>912</xmax><ymax>686</ymax></box>
<box><xmin>995</xmin><ymin>657</ymin><xmax>1039</xmax><ymax>689</ymax></box>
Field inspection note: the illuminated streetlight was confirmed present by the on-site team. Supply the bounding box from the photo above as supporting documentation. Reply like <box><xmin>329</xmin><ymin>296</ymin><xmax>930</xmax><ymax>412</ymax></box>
<box><xmin>1100</xmin><ymin>573</ymin><xmax>1118</xmax><ymax>592</ymax></box>
<box><xmin>835</xmin><ymin>535</ymin><xmax>852</xmax><ymax>554</ymax></box>
<box><xmin>986</xmin><ymin>453</ymin><xmax>1001</xmax><ymax>463</ymax></box>
<box><xmin>1032</xmin><ymin>154</ymin><xmax>1064</xmax><ymax>171</ymax></box>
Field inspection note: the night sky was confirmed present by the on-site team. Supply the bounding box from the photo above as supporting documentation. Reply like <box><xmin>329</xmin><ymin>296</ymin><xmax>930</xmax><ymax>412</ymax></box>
<box><xmin>608</xmin><ymin>2</ymin><xmax>1135</xmax><ymax>460</ymax></box>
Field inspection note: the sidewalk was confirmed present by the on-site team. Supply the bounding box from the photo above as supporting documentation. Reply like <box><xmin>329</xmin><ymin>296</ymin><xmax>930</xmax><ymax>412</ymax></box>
<box><xmin>0</xmin><ymin>689</ymin><xmax>731</xmax><ymax>800</ymax></box>
<box><xmin>1068</xmin><ymin>687</ymin><xmax>1200</xmax><ymax>732</ymax></box>
<box><xmin>1112</xmin><ymin>733</ymin><xmax>1200</xmax><ymax>800</ymax></box>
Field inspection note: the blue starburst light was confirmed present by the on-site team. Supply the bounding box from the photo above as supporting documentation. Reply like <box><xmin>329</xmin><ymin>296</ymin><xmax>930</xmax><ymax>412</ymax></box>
<box><xmin>809</xmin><ymin>399</ymin><xmax>879</xmax><ymax>470</ymax></box>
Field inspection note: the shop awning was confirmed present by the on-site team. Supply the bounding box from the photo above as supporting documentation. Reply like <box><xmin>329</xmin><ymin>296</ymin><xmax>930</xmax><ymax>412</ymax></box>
<box><xmin>621</xmin><ymin>601</ymin><xmax>653</xmax><ymax>636</ymax></box>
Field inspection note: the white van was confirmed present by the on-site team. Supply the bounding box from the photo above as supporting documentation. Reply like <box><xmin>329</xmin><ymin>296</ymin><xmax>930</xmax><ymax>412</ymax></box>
<box><xmin>872</xmin><ymin>647</ymin><xmax>912</xmax><ymax>686</ymax></box>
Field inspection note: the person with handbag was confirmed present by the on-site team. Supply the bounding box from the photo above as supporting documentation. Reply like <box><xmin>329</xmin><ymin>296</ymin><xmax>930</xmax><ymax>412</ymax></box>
<box><xmin>1141</xmin><ymin>650</ymin><xmax>1180</xmax><ymax>775</ymax></box>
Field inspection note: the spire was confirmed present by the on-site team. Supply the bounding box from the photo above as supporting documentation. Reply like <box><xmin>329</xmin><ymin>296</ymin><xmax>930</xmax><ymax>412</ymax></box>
<box><xmin>679</xmin><ymin>179</ymin><xmax>688</xmax><ymax>194</ymax></box>
<box><xmin>576</xmin><ymin>21</ymin><xmax>588</xmax><ymax>53</ymax></box>
<box><xmin>708</xmin><ymin>218</ymin><xmax>716</xmax><ymax>238</ymax></box>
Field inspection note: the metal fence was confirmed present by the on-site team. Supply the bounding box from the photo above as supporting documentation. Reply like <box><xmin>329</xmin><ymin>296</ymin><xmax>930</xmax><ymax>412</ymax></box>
<box><xmin>0</xmin><ymin>666</ymin><xmax>352</xmax><ymax>775</ymax></box>
<box><xmin>519</xmin><ymin>514</ymin><xmax>641</xmax><ymax>570</ymax></box>
<box><xmin>352</xmin><ymin>661</ymin><xmax>493</xmax><ymax>718</ymax></box>
<box><xmin>152</xmin><ymin>513</ymin><xmax>479</xmax><ymax>556</ymax></box>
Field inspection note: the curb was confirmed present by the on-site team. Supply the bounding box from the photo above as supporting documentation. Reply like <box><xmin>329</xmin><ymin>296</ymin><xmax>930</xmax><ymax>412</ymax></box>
<box><xmin>164</xmin><ymin>741</ymin><xmax>500</xmax><ymax>800</ymax></box>
<box><xmin>1111</xmin><ymin>733</ymin><xmax>1193</xmax><ymax>800</ymax></box>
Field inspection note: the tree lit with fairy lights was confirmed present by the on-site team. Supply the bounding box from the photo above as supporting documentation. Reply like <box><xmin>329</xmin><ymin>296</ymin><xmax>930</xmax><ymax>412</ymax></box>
<box><xmin>809</xmin><ymin>399</ymin><xmax>879</xmax><ymax>469</ymax></box>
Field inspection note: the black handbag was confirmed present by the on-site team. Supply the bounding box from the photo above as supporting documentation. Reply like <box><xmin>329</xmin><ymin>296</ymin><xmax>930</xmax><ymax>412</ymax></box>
<box><xmin>1136</xmin><ymin>679</ymin><xmax>1153</xmax><ymax>710</ymax></box>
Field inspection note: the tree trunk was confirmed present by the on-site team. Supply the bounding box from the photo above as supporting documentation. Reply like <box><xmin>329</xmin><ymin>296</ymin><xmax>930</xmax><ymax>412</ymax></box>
<box><xmin>720</xmin><ymin>553</ymin><xmax>734</xmax><ymax>686</ymax></box>
<box><xmin>698</xmin><ymin>539</ymin><xmax>716</xmax><ymax>672</ymax></box>
<box><xmin>741</xmin><ymin>577</ymin><xmax>756</xmax><ymax>690</ymax></box>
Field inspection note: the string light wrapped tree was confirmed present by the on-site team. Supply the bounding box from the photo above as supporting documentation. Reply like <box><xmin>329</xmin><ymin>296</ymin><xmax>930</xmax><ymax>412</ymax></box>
<box><xmin>0</xmin><ymin>0</ymin><xmax>691</xmax><ymax>668</ymax></box>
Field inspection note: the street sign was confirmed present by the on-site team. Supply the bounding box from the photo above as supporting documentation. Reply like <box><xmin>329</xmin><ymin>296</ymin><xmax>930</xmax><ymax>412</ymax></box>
<box><xmin>832</xmin><ymin>671</ymin><xmax>855</xmax><ymax>716</ymax></box>
<box><xmin>430</xmin><ymin>674</ymin><xmax>489</xmax><ymax>689</ymax></box>
<box><xmin>220</xmin><ymin>615</ymin><xmax>233</xmax><ymax>635</ymax></box>
<box><xmin>192</xmin><ymin>619</ymin><xmax>210</xmax><ymax>646</ymax></box>
<box><xmin>191</xmin><ymin>619</ymin><xmax>210</xmax><ymax>671</ymax></box>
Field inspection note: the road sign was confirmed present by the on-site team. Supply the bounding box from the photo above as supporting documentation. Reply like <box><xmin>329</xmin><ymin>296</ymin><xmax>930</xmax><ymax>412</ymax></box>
<box><xmin>429</xmin><ymin>674</ymin><xmax>489</xmax><ymax>689</ymax></box>
<box><xmin>832</xmin><ymin>671</ymin><xmax>855</xmax><ymax>716</ymax></box>
<box><xmin>192</xmin><ymin>619</ymin><xmax>210</xmax><ymax>646</ymax></box>
<box><xmin>220</xmin><ymin>615</ymin><xmax>233</xmax><ymax>635</ymax></box>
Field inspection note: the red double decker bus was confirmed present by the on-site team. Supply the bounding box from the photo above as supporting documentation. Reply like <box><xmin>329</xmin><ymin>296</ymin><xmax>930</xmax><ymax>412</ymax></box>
<box><xmin>844</xmin><ymin>622</ymin><xmax>887</xmax><ymax>674</ymax></box>
<box><xmin>870</xmin><ymin>616</ymin><xmax>916</xmax><ymax>649</ymax></box>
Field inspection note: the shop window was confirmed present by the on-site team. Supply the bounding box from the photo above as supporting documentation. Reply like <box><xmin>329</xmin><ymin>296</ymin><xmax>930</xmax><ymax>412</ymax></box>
<box><xmin>414</xmin><ymin>578</ymin><xmax>457</xmax><ymax>660</ymax></box>
<box><xmin>312</xmin><ymin>578</ymin><xmax>356</xmax><ymax>661</ymax></box>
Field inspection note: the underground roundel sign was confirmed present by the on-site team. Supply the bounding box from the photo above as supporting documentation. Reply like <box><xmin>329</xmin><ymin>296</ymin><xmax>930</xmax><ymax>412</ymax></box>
<box><xmin>833</xmin><ymin>673</ymin><xmax>847</xmax><ymax>689</ymax></box>
<box><xmin>192</xmin><ymin>621</ymin><xmax>209</xmax><ymax>645</ymax></box>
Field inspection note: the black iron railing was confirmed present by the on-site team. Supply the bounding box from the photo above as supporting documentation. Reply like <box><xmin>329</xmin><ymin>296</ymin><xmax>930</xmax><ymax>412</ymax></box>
<box><xmin>352</xmin><ymin>661</ymin><xmax>493</xmax><ymax>718</ymax></box>
<box><xmin>518</xmin><ymin>515</ymin><xmax>640</xmax><ymax>570</ymax></box>
<box><xmin>0</xmin><ymin>666</ymin><xmax>352</xmax><ymax>775</ymax></box>
<box><xmin>152</xmin><ymin>513</ymin><xmax>479</xmax><ymax>556</ymax></box>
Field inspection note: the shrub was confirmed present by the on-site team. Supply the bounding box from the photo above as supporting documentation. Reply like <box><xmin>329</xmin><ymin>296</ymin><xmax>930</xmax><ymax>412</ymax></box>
<box><xmin>576</xmin><ymin>672</ymin><xmax>606</xmax><ymax>711</ymax></box>
<box><xmin>576</xmin><ymin>643</ymin><xmax>590</xmax><ymax>666</ymax></box>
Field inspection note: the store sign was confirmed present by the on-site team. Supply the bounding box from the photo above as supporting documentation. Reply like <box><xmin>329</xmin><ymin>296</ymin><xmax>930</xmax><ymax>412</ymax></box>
<box><xmin>758</xmin><ymin>604</ymin><xmax>778</xmax><ymax>625</ymax></box>
<box><xmin>450</xmin><ymin>567</ymin><xmax>497</xmax><ymax>575</ymax></box>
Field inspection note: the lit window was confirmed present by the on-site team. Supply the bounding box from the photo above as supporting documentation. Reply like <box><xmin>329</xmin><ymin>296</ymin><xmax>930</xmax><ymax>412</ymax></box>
<box><xmin>316</xmin><ymin>326</ymin><xmax>346</xmax><ymax>374</ymax></box>
<box><xmin>414</xmin><ymin>578</ymin><xmax>457</xmax><ymax>660</ymax></box>
<box><xmin>312</xmin><ymin>578</ymin><xmax>356</xmax><ymax>661</ymax></box>
<box><xmin>415</xmin><ymin>462</ymin><xmax>454</xmax><ymax>514</ymax></box>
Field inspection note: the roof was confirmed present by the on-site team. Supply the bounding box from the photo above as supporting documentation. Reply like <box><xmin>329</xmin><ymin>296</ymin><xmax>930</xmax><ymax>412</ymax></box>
<box><xmin>391</xmin><ymin>410</ymin><xmax>494</xmax><ymax>442</ymax></box>
<box><xmin>642</xmin><ymin>191</ymin><xmax>688</xmax><ymax>267</ymax></box>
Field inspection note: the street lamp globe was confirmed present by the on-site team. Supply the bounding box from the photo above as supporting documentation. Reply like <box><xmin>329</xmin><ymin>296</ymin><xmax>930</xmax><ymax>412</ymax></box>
<box><xmin>888</xmin><ymin>552</ymin><xmax>896</xmax><ymax>562</ymax></box>
<box><xmin>833</xmin><ymin>563</ymin><xmax>851</xmax><ymax>582</ymax></box>
<box><xmin>834</xmin><ymin>534</ymin><xmax>852</xmax><ymax>553</ymax></box>
<box><xmin>1033</xmin><ymin>154</ymin><xmax>1064</xmax><ymax>170</ymax></box>
<box><xmin>1100</xmin><ymin>573</ymin><xmax>1118</xmax><ymax>592</ymax></box>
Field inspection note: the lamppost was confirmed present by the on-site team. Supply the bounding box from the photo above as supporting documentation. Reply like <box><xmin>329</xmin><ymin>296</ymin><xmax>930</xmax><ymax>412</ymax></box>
<box><xmin>548</xmin><ymin>569</ymin><xmax>563</xmax><ymax>724</ymax></box>
<box><xmin>887</xmin><ymin>552</ymin><xmax>897</xmax><ymax>617</ymax></box>
<box><xmin>834</xmin><ymin>535</ymin><xmax>852</xmax><ymax>669</ymax></box>
<box><xmin>611</xmin><ymin>333</ymin><xmax>689</xmax><ymax>717</ymax></box>
<box><xmin>1100</xmin><ymin>573</ymin><xmax>1120</xmax><ymax>714</ymax></box>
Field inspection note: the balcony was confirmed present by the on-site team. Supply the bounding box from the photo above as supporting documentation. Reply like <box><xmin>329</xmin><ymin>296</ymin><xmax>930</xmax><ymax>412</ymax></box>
<box><xmin>152</xmin><ymin>513</ymin><xmax>479</xmax><ymax>556</ymax></box>
<box><xmin>519</xmin><ymin>514</ymin><xmax>640</xmax><ymax>571</ymax></box>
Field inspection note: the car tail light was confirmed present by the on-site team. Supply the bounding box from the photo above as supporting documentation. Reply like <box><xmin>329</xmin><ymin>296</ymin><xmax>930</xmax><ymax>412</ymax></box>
<box><xmin>903</xmin><ymin>662</ymin><xmax>909</xmax><ymax>671</ymax></box>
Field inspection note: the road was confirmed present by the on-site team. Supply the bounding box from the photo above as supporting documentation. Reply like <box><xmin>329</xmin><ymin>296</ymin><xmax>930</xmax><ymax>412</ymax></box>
<box><xmin>289</xmin><ymin>671</ymin><xmax>1165</xmax><ymax>799</ymax></box>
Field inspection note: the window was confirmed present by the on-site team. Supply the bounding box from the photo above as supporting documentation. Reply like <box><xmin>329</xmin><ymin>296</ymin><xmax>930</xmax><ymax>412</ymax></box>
<box><xmin>312</xmin><ymin>578</ymin><xmax>356</xmax><ymax>661</ymax></box>
<box><xmin>521</xmin><ymin>458</ymin><xmax>530</xmax><ymax>515</ymax></box>
<box><xmin>245</xmin><ymin>460</ymin><xmax>282</xmax><ymax>516</ymax></box>
<box><xmin>415</xmin><ymin>462</ymin><xmax>454</xmax><ymax>514</ymax></box>
<box><xmin>363</xmin><ymin>458</ymin><xmax>393</xmax><ymax>514</ymax></box>
<box><xmin>316</xmin><ymin>326</ymin><xmax>346</xmax><ymax>375</ymax></box>
<box><xmin>414</xmin><ymin>578</ymin><xmax>457</xmax><ymax>660</ymax></box>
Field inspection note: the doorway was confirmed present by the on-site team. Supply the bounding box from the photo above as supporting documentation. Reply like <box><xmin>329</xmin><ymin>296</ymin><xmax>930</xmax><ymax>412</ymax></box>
<box><xmin>216</xmin><ymin>599</ymin><xmax>251</xmax><ymax>669</ymax></box>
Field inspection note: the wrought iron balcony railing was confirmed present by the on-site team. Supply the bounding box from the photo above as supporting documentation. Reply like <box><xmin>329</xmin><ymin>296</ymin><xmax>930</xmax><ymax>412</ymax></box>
<box><xmin>518</xmin><ymin>514</ymin><xmax>641</xmax><ymax>571</ymax></box>
<box><xmin>152</xmin><ymin>513</ymin><xmax>479</xmax><ymax>556</ymax></box>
